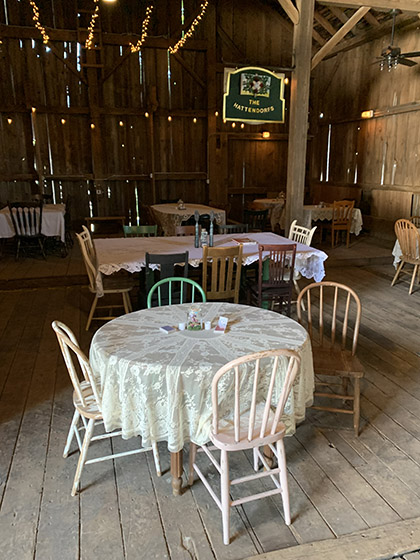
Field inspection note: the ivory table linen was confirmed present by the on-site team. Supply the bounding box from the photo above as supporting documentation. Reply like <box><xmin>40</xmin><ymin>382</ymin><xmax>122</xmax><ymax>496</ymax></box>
<box><xmin>89</xmin><ymin>302</ymin><xmax>314</xmax><ymax>453</ymax></box>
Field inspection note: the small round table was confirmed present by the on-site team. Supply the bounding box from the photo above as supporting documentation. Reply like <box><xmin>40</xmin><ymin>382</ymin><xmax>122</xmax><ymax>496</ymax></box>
<box><xmin>90</xmin><ymin>302</ymin><xmax>314</xmax><ymax>495</ymax></box>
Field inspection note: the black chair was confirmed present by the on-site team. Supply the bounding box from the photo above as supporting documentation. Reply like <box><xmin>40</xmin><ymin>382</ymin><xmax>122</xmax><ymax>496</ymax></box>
<box><xmin>145</xmin><ymin>251</ymin><xmax>189</xmax><ymax>306</ymax></box>
<box><xmin>243</xmin><ymin>209</ymin><xmax>269</xmax><ymax>232</ymax></box>
<box><xmin>8</xmin><ymin>201</ymin><xmax>46</xmax><ymax>259</ymax></box>
<box><xmin>217</xmin><ymin>223</ymin><xmax>249</xmax><ymax>234</ymax></box>
<box><xmin>248</xmin><ymin>244</ymin><xmax>296</xmax><ymax>316</ymax></box>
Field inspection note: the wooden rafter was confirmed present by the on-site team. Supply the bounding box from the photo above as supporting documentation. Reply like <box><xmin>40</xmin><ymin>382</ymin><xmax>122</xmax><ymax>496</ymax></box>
<box><xmin>277</xmin><ymin>0</ymin><xmax>300</xmax><ymax>25</ymax></box>
<box><xmin>311</xmin><ymin>7</ymin><xmax>370</xmax><ymax>69</ymax></box>
<box><xmin>317</xmin><ymin>0</ymin><xmax>420</xmax><ymax>13</ymax></box>
<box><xmin>328</xmin><ymin>6</ymin><xmax>350</xmax><ymax>25</ymax></box>
<box><xmin>363</xmin><ymin>11</ymin><xmax>380</xmax><ymax>26</ymax></box>
<box><xmin>314</xmin><ymin>10</ymin><xmax>337</xmax><ymax>35</ymax></box>
<box><xmin>313</xmin><ymin>28</ymin><xmax>327</xmax><ymax>45</ymax></box>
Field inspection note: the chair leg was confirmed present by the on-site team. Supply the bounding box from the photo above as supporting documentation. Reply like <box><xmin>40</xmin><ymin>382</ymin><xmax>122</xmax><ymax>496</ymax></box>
<box><xmin>277</xmin><ymin>440</ymin><xmax>291</xmax><ymax>525</ymax></box>
<box><xmin>86</xmin><ymin>295</ymin><xmax>99</xmax><ymax>331</ymax></box>
<box><xmin>220</xmin><ymin>449</ymin><xmax>231</xmax><ymax>545</ymax></box>
<box><xmin>72</xmin><ymin>417</ymin><xmax>95</xmax><ymax>496</ymax></box>
<box><xmin>253</xmin><ymin>448</ymin><xmax>259</xmax><ymax>472</ymax></box>
<box><xmin>122</xmin><ymin>292</ymin><xmax>131</xmax><ymax>314</ymax></box>
<box><xmin>39</xmin><ymin>237</ymin><xmax>47</xmax><ymax>260</ymax></box>
<box><xmin>346</xmin><ymin>229</ymin><xmax>350</xmax><ymax>248</ymax></box>
<box><xmin>63</xmin><ymin>409</ymin><xmax>81</xmax><ymax>458</ymax></box>
<box><xmin>152</xmin><ymin>441</ymin><xmax>161</xmax><ymax>477</ymax></box>
<box><xmin>409</xmin><ymin>264</ymin><xmax>419</xmax><ymax>295</ymax></box>
<box><xmin>188</xmin><ymin>443</ymin><xmax>197</xmax><ymax>485</ymax></box>
<box><xmin>353</xmin><ymin>377</ymin><xmax>361</xmax><ymax>437</ymax></box>
<box><xmin>391</xmin><ymin>260</ymin><xmax>404</xmax><ymax>286</ymax></box>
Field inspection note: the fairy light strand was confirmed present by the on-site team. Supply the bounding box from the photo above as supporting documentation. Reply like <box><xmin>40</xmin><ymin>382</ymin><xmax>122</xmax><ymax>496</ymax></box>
<box><xmin>85</xmin><ymin>0</ymin><xmax>100</xmax><ymax>50</ymax></box>
<box><xmin>130</xmin><ymin>4</ymin><xmax>154</xmax><ymax>53</ymax></box>
<box><xmin>29</xmin><ymin>0</ymin><xmax>50</xmax><ymax>44</ymax></box>
<box><xmin>168</xmin><ymin>0</ymin><xmax>208</xmax><ymax>55</ymax></box>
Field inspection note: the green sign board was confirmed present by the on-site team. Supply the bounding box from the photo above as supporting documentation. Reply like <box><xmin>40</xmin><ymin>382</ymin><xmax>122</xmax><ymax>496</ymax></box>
<box><xmin>223</xmin><ymin>67</ymin><xmax>285</xmax><ymax>124</ymax></box>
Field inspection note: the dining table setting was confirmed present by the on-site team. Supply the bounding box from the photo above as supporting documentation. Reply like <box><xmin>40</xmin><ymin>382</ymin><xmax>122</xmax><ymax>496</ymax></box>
<box><xmin>150</xmin><ymin>202</ymin><xmax>226</xmax><ymax>236</ymax></box>
<box><xmin>89</xmin><ymin>301</ymin><xmax>315</xmax><ymax>495</ymax></box>
<box><xmin>93</xmin><ymin>231</ymin><xmax>328</xmax><ymax>297</ymax></box>
<box><xmin>0</xmin><ymin>203</ymin><xmax>66</xmax><ymax>242</ymax></box>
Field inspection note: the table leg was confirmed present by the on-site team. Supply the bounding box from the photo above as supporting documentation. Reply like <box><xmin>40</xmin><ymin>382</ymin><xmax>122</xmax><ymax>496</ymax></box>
<box><xmin>170</xmin><ymin>450</ymin><xmax>183</xmax><ymax>496</ymax></box>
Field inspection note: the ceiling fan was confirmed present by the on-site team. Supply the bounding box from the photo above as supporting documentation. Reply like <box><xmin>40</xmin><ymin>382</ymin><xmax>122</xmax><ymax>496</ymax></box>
<box><xmin>376</xmin><ymin>10</ymin><xmax>420</xmax><ymax>70</ymax></box>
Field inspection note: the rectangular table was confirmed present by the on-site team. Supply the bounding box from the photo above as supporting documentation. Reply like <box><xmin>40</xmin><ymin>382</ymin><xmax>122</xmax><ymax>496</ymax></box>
<box><xmin>302</xmin><ymin>205</ymin><xmax>363</xmax><ymax>235</ymax></box>
<box><xmin>150</xmin><ymin>203</ymin><xmax>226</xmax><ymax>236</ymax></box>
<box><xmin>0</xmin><ymin>203</ymin><xmax>66</xmax><ymax>243</ymax></box>
<box><xmin>94</xmin><ymin>231</ymin><xmax>328</xmax><ymax>296</ymax></box>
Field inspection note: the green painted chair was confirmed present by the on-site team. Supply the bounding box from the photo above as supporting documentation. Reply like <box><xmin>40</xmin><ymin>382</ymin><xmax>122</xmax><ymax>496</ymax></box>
<box><xmin>123</xmin><ymin>224</ymin><xmax>158</xmax><ymax>237</ymax></box>
<box><xmin>147</xmin><ymin>277</ymin><xmax>206</xmax><ymax>308</ymax></box>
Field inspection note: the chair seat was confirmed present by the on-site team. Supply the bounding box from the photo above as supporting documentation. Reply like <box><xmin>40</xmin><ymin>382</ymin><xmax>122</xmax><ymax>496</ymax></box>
<box><xmin>312</xmin><ymin>347</ymin><xmax>363</xmax><ymax>378</ymax></box>
<box><xmin>73</xmin><ymin>381</ymin><xmax>102</xmax><ymax>420</ymax></box>
<box><xmin>102</xmin><ymin>275</ymin><xmax>135</xmax><ymax>293</ymax></box>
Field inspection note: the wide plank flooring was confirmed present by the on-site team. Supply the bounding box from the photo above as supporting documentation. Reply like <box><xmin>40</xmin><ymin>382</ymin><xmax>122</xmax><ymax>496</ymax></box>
<box><xmin>1</xmin><ymin>247</ymin><xmax>420</xmax><ymax>559</ymax></box>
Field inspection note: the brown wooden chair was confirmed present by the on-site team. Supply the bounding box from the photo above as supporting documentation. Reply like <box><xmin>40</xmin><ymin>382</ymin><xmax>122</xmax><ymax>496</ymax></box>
<box><xmin>123</xmin><ymin>224</ymin><xmax>157</xmax><ymax>237</ymax></box>
<box><xmin>330</xmin><ymin>200</ymin><xmax>355</xmax><ymax>248</ymax></box>
<box><xmin>202</xmin><ymin>245</ymin><xmax>243</xmax><ymax>303</ymax></box>
<box><xmin>76</xmin><ymin>226</ymin><xmax>134</xmax><ymax>330</ymax></box>
<box><xmin>409</xmin><ymin>216</ymin><xmax>420</xmax><ymax>228</ymax></box>
<box><xmin>392</xmin><ymin>219</ymin><xmax>420</xmax><ymax>295</ymax></box>
<box><xmin>175</xmin><ymin>224</ymin><xmax>201</xmax><ymax>236</ymax></box>
<box><xmin>248</xmin><ymin>244</ymin><xmax>296</xmax><ymax>316</ymax></box>
<box><xmin>243</xmin><ymin>208</ymin><xmax>269</xmax><ymax>232</ymax></box>
<box><xmin>297</xmin><ymin>281</ymin><xmax>363</xmax><ymax>436</ymax></box>
<box><xmin>217</xmin><ymin>223</ymin><xmax>249</xmax><ymax>234</ymax></box>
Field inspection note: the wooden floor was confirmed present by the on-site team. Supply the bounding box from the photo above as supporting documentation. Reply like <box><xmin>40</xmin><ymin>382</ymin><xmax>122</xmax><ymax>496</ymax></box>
<box><xmin>1</xmin><ymin>236</ymin><xmax>420</xmax><ymax>559</ymax></box>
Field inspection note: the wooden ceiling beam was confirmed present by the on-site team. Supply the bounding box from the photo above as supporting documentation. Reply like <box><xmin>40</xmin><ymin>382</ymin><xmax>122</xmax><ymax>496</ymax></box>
<box><xmin>314</xmin><ymin>10</ymin><xmax>338</xmax><ymax>35</ymax></box>
<box><xmin>328</xmin><ymin>6</ymin><xmax>351</xmax><ymax>24</ymax></box>
<box><xmin>313</xmin><ymin>28</ymin><xmax>327</xmax><ymax>45</ymax></box>
<box><xmin>311</xmin><ymin>6</ymin><xmax>370</xmax><ymax>69</ymax></box>
<box><xmin>363</xmin><ymin>11</ymin><xmax>381</xmax><ymax>26</ymax></box>
<box><xmin>317</xmin><ymin>0</ymin><xmax>420</xmax><ymax>13</ymax></box>
<box><xmin>277</xmin><ymin>0</ymin><xmax>300</xmax><ymax>25</ymax></box>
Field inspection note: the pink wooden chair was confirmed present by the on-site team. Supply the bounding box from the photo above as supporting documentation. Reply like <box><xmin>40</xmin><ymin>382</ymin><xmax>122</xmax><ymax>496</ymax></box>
<box><xmin>52</xmin><ymin>320</ymin><xmax>161</xmax><ymax>496</ymax></box>
<box><xmin>188</xmin><ymin>348</ymin><xmax>300</xmax><ymax>545</ymax></box>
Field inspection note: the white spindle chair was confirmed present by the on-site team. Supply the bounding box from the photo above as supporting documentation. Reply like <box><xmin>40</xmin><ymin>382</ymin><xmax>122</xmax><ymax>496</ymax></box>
<box><xmin>288</xmin><ymin>219</ymin><xmax>317</xmax><ymax>305</ymax></box>
<box><xmin>392</xmin><ymin>219</ymin><xmax>420</xmax><ymax>295</ymax></box>
<box><xmin>76</xmin><ymin>226</ymin><xmax>133</xmax><ymax>330</ymax></box>
<box><xmin>52</xmin><ymin>321</ymin><xmax>161</xmax><ymax>496</ymax></box>
<box><xmin>188</xmin><ymin>348</ymin><xmax>300</xmax><ymax>545</ymax></box>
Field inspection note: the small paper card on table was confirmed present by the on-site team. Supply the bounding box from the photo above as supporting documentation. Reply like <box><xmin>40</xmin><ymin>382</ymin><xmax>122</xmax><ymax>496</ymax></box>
<box><xmin>215</xmin><ymin>316</ymin><xmax>228</xmax><ymax>333</ymax></box>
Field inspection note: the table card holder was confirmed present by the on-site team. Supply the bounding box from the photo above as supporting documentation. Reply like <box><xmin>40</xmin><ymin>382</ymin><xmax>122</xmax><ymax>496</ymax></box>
<box><xmin>209</xmin><ymin>211</ymin><xmax>214</xmax><ymax>247</ymax></box>
<box><xmin>194</xmin><ymin>210</ymin><xmax>200</xmax><ymax>248</ymax></box>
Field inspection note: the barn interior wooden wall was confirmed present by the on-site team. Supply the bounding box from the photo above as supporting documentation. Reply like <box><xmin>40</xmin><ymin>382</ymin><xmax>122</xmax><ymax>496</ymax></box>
<box><xmin>0</xmin><ymin>0</ymin><xmax>419</xmax><ymax>231</ymax></box>
<box><xmin>310</xmin><ymin>17</ymin><xmax>420</xmax><ymax>238</ymax></box>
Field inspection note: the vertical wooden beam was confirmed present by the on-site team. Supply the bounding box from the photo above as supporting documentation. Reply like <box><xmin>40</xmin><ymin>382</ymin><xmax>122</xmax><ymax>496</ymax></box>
<box><xmin>284</xmin><ymin>0</ymin><xmax>315</xmax><ymax>231</ymax></box>
<box><xmin>206</xmin><ymin>1</ymin><xmax>220</xmax><ymax>205</ymax></box>
<box><xmin>30</xmin><ymin>109</ymin><xmax>45</xmax><ymax>195</ymax></box>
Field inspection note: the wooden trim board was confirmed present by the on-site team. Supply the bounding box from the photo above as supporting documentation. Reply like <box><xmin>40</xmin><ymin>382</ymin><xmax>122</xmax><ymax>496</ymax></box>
<box><xmin>245</xmin><ymin>517</ymin><xmax>420</xmax><ymax>560</ymax></box>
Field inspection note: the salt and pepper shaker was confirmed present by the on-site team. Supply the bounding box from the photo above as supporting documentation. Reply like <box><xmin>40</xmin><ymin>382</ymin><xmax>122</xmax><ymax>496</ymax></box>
<box><xmin>194</xmin><ymin>210</ymin><xmax>200</xmax><ymax>248</ymax></box>
<box><xmin>209</xmin><ymin>211</ymin><xmax>214</xmax><ymax>247</ymax></box>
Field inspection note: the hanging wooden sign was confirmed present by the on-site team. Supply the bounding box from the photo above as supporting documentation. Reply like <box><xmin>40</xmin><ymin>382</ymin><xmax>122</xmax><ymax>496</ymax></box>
<box><xmin>223</xmin><ymin>67</ymin><xmax>285</xmax><ymax>124</ymax></box>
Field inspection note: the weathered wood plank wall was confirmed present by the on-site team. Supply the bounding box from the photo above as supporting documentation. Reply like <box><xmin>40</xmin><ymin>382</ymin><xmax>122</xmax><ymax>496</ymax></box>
<box><xmin>310</xmin><ymin>21</ymin><xmax>420</xmax><ymax>238</ymax></box>
<box><xmin>0</xmin><ymin>0</ymin><xmax>293</xmax><ymax>226</ymax></box>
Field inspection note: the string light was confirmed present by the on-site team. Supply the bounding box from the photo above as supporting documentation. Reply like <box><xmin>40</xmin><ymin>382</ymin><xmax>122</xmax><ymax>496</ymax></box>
<box><xmin>7</xmin><ymin>118</ymin><xmax>12</xmax><ymax>124</ymax></box>
<box><xmin>29</xmin><ymin>0</ymin><xmax>50</xmax><ymax>44</ymax></box>
<box><xmin>168</xmin><ymin>115</ymin><xmax>172</xmax><ymax>122</ymax></box>
<box><xmin>240</xmin><ymin>123</ymin><xmax>245</xmax><ymax>129</ymax></box>
<box><xmin>61</xmin><ymin>118</ymin><xmax>66</xmax><ymax>124</ymax></box>
<box><xmin>130</xmin><ymin>3</ymin><xmax>154</xmax><ymax>53</ymax></box>
<box><xmin>90</xmin><ymin>123</ymin><xmax>95</xmax><ymax>129</ymax></box>
<box><xmin>145</xmin><ymin>112</ymin><xmax>149</xmax><ymax>118</ymax></box>
<box><xmin>85</xmin><ymin>0</ymin><xmax>100</xmax><ymax>50</ymax></box>
<box><xmin>214</xmin><ymin>111</ymin><xmax>219</xmax><ymax>117</ymax></box>
<box><xmin>231</xmin><ymin>122</ymin><xmax>236</xmax><ymax>128</ymax></box>
<box><xmin>119</xmin><ymin>121</ymin><xmax>124</xmax><ymax>127</ymax></box>
<box><xmin>193</xmin><ymin>117</ymin><xmax>197</xmax><ymax>123</ymax></box>
<box><xmin>168</xmin><ymin>0</ymin><xmax>208</xmax><ymax>55</ymax></box>
<box><xmin>31</xmin><ymin>107</ymin><xmax>37</xmax><ymax>113</ymax></box>
<box><xmin>284</xmin><ymin>77</ymin><xmax>289</xmax><ymax>85</ymax></box>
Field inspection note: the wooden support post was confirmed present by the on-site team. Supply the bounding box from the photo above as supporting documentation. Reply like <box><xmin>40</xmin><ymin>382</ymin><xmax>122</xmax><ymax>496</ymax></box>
<box><xmin>284</xmin><ymin>0</ymin><xmax>315</xmax><ymax>232</ymax></box>
<box><xmin>206</xmin><ymin>2</ymin><xmax>219</xmax><ymax>206</ymax></box>
<box><xmin>30</xmin><ymin>109</ymin><xmax>45</xmax><ymax>196</ymax></box>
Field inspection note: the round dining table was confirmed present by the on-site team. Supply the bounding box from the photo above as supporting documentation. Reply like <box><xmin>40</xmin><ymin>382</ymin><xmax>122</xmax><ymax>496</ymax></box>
<box><xmin>89</xmin><ymin>302</ymin><xmax>314</xmax><ymax>495</ymax></box>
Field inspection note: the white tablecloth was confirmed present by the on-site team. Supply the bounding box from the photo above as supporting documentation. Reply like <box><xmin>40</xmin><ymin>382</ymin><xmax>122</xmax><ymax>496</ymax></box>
<box><xmin>252</xmin><ymin>198</ymin><xmax>285</xmax><ymax>230</ymax></box>
<box><xmin>89</xmin><ymin>302</ymin><xmax>314</xmax><ymax>452</ymax></box>
<box><xmin>0</xmin><ymin>204</ymin><xmax>66</xmax><ymax>242</ymax></box>
<box><xmin>94</xmin><ymin>232</ymin><xmax>328</xmax><ymax>296</ymax></box>
<box><xmin>151</xmin><ymin>203</ymin><xmax>226</xmax><ymax>236</ymax></box>
<box><xmin>302</xmin><ymin>205</ymin><xmax>363</xmax><ymax>236</ymax></box>
<box><xmin>392</xmin><ymin>230</ymin><xmax>420</xmax><ymax>267</ymax></box>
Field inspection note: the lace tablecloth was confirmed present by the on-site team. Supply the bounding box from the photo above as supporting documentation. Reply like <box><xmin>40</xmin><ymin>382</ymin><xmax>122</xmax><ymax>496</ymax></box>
<box><xmin>150</xmin><ymin>203</ymin><xmax>226</xmax><ymax>236</ymax></box>
<box><xmin>252</xmin><ymin>198</ymin><xmax>285</xmax><ymax>230</ymax></box>
<box><xmin>94</xmin><ymin>232</ymin><xmax>328</xmax><ymax>296</ymax></box>
<box><xmin>0</xmin><ymin>204</ymin><xmax>66</xmax><ymax>242</ymax></box>
<box><xmin>302</xmin><ymin>205</ymin><xmax>363</xmax><ymax>236</ymax></box>
<box><xmin>89</xmin><ymin>302</ymin><xmax>314</xmax><ymax>452</ymax></box>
